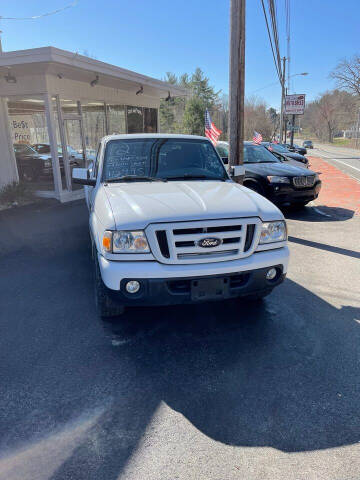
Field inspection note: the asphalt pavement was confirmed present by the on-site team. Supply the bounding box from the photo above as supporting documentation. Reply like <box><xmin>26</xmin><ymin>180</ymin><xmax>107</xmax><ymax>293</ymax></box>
<box><xmin>0</xmin><ymin>199</ymin><xmax>359</xmax><ymax>480</ymax></box>
<box><xmin>303</xmin><ymin>142</ymin><xmax>360</xmax><ymax>182</ymax></box>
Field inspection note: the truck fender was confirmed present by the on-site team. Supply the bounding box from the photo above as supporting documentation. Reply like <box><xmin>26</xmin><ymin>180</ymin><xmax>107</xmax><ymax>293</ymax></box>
<box><xmin>89</xmin><ymin>212</ymin><xmax>103</xmax><ymax>255</ymax></box>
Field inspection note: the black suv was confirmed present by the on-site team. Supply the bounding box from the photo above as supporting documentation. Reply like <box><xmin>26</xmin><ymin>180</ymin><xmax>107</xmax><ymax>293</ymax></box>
<box><xmin>282</xmin><ymin>143</ymin><xmax>307</xmax><ymax>155</ymax></box>
<box><xmin>216</xmin><ymin>141</ymin><xmax>321</xmax><ymax>207</ymax></box>
<box><xmin>262</xmin><ymin>142</ymin><xmax>308</xmax><ymax>166</ymax></box>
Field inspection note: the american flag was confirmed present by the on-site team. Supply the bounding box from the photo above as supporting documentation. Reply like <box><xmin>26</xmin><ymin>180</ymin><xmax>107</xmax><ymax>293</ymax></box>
<box><xmin>253</xmin><ymin>131</ymin><xmax>263</xmax><ymax>145</ymax></box>
<box><xmin>205</xmin><ymin>109</ymin><xmax>222</xmax><ymax>146</ymax></box>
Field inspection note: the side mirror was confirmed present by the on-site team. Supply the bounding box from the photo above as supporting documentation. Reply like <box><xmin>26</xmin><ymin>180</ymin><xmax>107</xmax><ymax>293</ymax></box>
<box><xmin>221</xmin><ymin>156</ymin><xmax>229</xmax><ymax>165</ymax></box>
<box><xmin>230</xmin><ymin>165</ymin><xmax>245</xmax><ymax>178</ymax></box>
<box><xmin>72</xmin><ymin>168</ymin><xmax>96</xmax><ymax>186</ymax></box>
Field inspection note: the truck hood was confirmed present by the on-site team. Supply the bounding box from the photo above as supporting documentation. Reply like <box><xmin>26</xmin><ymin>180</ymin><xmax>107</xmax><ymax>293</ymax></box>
<box><xmin>101</xmin><ymin>180</ymin><xmax>283</xmax><ymax>230</ymax></box>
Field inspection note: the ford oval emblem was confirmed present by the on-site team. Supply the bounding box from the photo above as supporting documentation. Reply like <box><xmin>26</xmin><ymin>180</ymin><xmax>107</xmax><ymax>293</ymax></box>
<box><xmin>197</xmin><ymin>237</ymin><xmax>222</xmax><ymax>248</ymax></box>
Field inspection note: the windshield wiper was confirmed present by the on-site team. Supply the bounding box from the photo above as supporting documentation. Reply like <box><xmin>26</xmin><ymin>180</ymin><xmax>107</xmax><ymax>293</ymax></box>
<box><xmin>166</xmin><ymin>175</ymin><xmax>226</xmax><ymax>181</ymax></box>
<box><xmin>105</xmin><ymin>175</ymin><xmax>166</xmax><ymax>183</ymax></box>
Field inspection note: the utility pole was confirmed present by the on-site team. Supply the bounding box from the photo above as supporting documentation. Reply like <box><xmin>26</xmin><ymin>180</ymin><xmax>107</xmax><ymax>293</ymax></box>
<box><xmin>229</xmin><ymin>0</ymin><xmax>245</xmax><ymax>180</ymax></box>
<box><xmin>279</xmin><ymin>56</ymin><xmax>286</xmax><ymax>143</ymax></box>
<box><xmin>290</xmin><ymin>114</ymin><xmax>295</xmax><ymax>147</ymax></box>
<box><xmin>0</xmin><ymin>31</ymin><xmax>3</xmax><ymax>53</ymax></box>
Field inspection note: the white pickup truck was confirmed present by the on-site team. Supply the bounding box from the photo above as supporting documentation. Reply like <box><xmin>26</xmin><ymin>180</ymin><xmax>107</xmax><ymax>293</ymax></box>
<box><xmin>73</xmin><ymin>134</ymin><xmax>289</xmax><ymax>317</ymax></box>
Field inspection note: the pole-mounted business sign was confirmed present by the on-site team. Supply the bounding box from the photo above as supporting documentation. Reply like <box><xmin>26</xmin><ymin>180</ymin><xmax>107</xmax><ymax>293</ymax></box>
<box><xmin>285</xmin><ymin>94</ymin><xmax>306</xmax><ymax>115</ymax></box>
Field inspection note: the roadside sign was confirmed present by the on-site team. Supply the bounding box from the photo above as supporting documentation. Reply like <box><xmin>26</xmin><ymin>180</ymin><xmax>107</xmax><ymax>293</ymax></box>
<box><xmin>285</xmin><ymin>94</ymin><xmax>306</xmax><ymax>115</ymax></box>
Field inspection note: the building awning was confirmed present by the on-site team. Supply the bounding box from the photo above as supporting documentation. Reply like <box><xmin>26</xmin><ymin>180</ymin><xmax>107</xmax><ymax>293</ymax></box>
<box><xmin>0</xmin><ymin>46</ymin><xmax>187</xmax><ymax>98</ymax></box>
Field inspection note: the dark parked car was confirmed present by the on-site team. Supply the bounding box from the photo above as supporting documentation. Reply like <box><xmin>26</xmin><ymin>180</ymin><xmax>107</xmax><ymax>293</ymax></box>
<box><xmin>303</xmin><ymin>140</ymin><xmax>313</xmax><ymax>149</ymax></box>
<box><xmin>14</xmin><ymin>144</ymin><xmax>53</xmax><ymax>182</ymax></box>
<box><xmin>262</xmin><ymin>142</ymin><xmax>308</xmax><ymax>166</ymax></box>
<box><xmin>216</xmin><ymin>141</ymin><xmax>321</xmax><ymax>207</ymax></box>
<box><xmin>282</xmin><ymin>143</ymin><xmax>307</xmax><ymax>155</ymax></box>
<box><xmin>14</xmin><ymin>143</ymin><xmax>80</xmax><ymax>182</ymax></box>
<box><xmin>32</xmin><ymin>143</ymin><xmax>84</xmax><ymax>163</ymax></box>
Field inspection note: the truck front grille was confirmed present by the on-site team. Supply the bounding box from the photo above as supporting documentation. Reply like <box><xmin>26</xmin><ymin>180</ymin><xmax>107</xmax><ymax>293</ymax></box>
<box><xmin>293</xmin><ymin>175</ymin><xmax>315</xmax><ymax>188</ymax></box>
<box><xmin>146</xmin><ymin>218</ymin><xmax>261</xmax><ymax>264</ymax></box>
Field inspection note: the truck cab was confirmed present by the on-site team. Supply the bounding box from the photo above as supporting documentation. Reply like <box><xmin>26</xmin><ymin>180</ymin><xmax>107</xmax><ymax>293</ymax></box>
<box><xmin>73</xmin><ymin>134</ymin><xmax>289</xmax><ymax>317</ymax></box>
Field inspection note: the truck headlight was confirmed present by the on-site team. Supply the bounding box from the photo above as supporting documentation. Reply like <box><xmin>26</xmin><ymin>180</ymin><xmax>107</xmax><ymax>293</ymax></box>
<box><xmin>260</xmin><ymin>221</ymin><xmax>287</xmax><ymax>244</ymax></box>
<box><xmin>102</xmin><ymin>230</ymin><xmax>150</xmax><ymax>253</ymax></box>
<box><xmin>267</xmin><ymin>176</ymin><xmax>290</xmax><ymax>184</ymax></box>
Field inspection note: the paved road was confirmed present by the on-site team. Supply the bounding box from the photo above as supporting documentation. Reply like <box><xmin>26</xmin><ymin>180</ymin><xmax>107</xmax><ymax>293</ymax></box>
<box><xmin>0</xmin><ymin>200</ymin><xmax>360</xmax><ymax>480</ymax></box>
<box><xmin>304</xmin><ymin>142</ymin><xmax>360</xmax><ymax>182</ymax></box>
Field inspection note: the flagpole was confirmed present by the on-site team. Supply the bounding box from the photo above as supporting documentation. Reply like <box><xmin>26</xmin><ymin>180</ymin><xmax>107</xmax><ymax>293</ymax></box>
<box><xmin>229</xmin><ymin>0</ymin><xmax>245</xmax><ymax>182</ymax></box>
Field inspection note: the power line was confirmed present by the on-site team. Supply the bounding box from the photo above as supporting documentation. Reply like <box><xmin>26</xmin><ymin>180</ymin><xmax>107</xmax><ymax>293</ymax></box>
<box><xmin>260</xmin><ymin>0</ymin><xmax>282</xmax><ymax>84</ymax></box>
<box><xmin>268</xmin><ymin>0</ymin><xmax>282</xmax><ymax>78</ymax></box>
<box><xmin>285</xmin><ymin>0</ymin><xmax>291</xmax><ymax>90</ymax></box>
<box><xmin>0</xmin><ymin>1</ymin><xmax>78</xmax><ymax>20</ymax></box>
<box><xmin>248</xmin><ymin>79</ymin><xmax>281</xmax><ymax>95</ymax></box>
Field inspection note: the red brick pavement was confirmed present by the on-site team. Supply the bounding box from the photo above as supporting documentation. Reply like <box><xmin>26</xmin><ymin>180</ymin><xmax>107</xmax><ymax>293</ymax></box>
<box><xmin>307</xmin><ymin>156</ymin><xmax>360</xmax><ymax>215</ymax></box>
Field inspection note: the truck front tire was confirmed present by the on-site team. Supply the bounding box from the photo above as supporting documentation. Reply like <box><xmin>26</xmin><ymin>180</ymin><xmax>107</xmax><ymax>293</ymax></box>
<box><xmin>94</xmin><ymin>255</ymin><xmax>125</xmax><ymax>319</ymax></box>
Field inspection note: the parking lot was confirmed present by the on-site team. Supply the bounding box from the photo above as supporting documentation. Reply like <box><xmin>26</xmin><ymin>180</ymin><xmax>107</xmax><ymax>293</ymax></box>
<box><xmin>0</xmin><ymin>176</ymin><xmax>360</xmax><ymax>479</ymax></box>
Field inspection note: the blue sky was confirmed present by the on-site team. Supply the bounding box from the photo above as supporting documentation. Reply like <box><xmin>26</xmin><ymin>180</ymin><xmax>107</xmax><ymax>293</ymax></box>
<box><xmin>1</xmin><ymin>0</ymin><xmax>359</xmax><ymax>110</ymax></box>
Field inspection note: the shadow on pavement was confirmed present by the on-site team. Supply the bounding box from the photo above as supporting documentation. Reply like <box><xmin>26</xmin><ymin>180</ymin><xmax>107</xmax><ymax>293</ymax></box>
<box><xmin>0</xmin><ymin>201</ymin><xmax>360</xmax><ymax>480</ymax></box>
<box><xmin>283</xmin><ymin>205</ymin><xmax>355</xmax><ymax>222</ymax></box>
<box><xmin>288</xmin><ymin>236</ymin><xmax>360</xmax><ymax>259</ymax></box>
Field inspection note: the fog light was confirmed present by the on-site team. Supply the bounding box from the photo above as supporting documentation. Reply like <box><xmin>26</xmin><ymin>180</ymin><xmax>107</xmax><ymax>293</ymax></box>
<box><xmin>125</xmin><ymin>280</ymin><xmax>140</xmax><ymax>293</ymax></box>
<box><xmin>266</xmin><ymin>267</ymin><xmax>277</xmax><ymax>280</ymax></box>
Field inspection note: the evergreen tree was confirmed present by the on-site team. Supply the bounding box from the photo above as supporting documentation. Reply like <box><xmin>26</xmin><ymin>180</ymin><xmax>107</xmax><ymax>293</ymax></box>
<box><xmin>159</xmin><ymin>68</ymin><xmax>220</xmax><ymax>136</ymax></box>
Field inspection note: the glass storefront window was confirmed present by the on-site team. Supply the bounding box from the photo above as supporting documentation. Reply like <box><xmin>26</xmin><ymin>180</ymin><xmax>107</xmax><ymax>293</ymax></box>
<box><xmin>107</xmin><ymin>104</ymin><xmax>126</xmax><ymax>135</ymax></box>
<box><xmin>144</xmin><ymin>108</ymin><xmax>158</xmax><ymax>133</ymax></box>
<box><xmin>82</xmin><ymin>102</ymin><xmax>106</xmax><ymax>159</ymax></box>
<box><xmin>7</xmin><ymin>96</ymin><xmax>55</xmax><ymax>191</ymax></box>
<box><xmin>127</xmin><ymin>106</ymin><xmax>143</xmax><ymax>133</ymax></box>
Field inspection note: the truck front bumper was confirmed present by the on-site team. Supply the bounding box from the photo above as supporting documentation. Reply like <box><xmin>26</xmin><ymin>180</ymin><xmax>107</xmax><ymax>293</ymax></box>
<box><xmin>98</xmin><ymin>247</ymin><xmax>289</xmax><ymax>306</ymax></box>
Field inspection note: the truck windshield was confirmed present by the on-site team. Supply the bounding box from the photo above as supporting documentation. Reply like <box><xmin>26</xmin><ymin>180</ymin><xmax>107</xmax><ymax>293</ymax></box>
<box><xmin>102</xmin><ymin>138</ymin><xmax>228</xmax><ymax>182</ymax></box>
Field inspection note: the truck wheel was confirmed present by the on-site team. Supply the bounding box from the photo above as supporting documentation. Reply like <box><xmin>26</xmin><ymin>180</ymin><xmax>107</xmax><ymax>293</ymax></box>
<box><xmin>94</xmin><ymin>255</ymin><xmax>125</xmax><ymax>319</ymax></box>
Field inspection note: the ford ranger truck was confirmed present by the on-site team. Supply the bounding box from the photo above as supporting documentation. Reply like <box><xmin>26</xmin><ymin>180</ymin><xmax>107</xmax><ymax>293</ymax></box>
<box><xmin>73</xmin><ymin>134</ymin><xmax>289</xmax><ymax>317</ymax></box>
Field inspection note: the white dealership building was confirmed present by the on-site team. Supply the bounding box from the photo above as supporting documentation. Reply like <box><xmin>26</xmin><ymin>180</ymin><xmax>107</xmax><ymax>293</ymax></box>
<box><xmin>0</xmin><ymin>46</ymin><xmax>186</xmax><ymax>201</ymax></box>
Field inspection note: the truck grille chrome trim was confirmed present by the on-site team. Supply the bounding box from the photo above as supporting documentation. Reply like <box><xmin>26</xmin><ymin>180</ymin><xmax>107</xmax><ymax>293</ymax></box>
<box><xmin>293</xmin><ymin>175</ymin><xmax>315</xmax><ymax>187</ymax></box>
<box><xmin>178</xmin><ymin>249</ymin><xmax>238</xmax><ymax>260</ymax></box>
<box><xmin>146</xmin><ymin>218</ymin><xmax>261</xmax><ymax>265</ymax></box>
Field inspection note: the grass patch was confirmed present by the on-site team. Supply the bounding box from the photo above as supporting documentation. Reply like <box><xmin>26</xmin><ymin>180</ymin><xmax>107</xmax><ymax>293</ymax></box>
<box><xmin>333</xmin><ymin>137</ymin><xmax>352</xmax><ymax>146</ymax></box>
<box><xmin>0</xmin><ymin>182</ymin><xmax>34</xmax><ymax>207</ymax></box>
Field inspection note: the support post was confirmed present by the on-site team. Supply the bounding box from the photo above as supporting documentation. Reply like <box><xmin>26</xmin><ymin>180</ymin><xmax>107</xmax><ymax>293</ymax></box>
<box><xmin>290</xmin><ymin>114</ymin><xmax>296</xmax><ymax>147</ymax></box>
<box><xmin>279</xmin><ymin>57</ymin><xmax>286</xmax><ymax>143</ymax></box>
<box><xmin>44</xmin><ymin>93</ymin><xmax>62</xmax><ymax>199</ymax></box>
<box><xmin>0</xmin><ymin>97</ymin><xmax>19</xmax><ymax>188</ymax></box>
<box><xmin>229</xmin><ymin>0</ymin><xmax>246</xmax><ymax>181</ymax></box>
<box><xmin>55</xmin><ymin>95</ymin><xmax>72</xmax><ymax>191</ymax></box>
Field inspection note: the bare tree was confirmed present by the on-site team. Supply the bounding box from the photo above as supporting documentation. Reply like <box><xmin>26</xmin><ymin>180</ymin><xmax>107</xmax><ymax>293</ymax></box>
<box><xmin>302</xmin><ymin>90</ymin><xmax>357</xmax><ymax>142</ymax></box>
<box><xmin>244</xmin><ymin>96</ymin><xmax>273</xmax><ymax>141</ymax></box>
<box><xmin>330</xmin><ymin>56</ymin><xmax>360</xmax><ymax>97</ymax></box>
